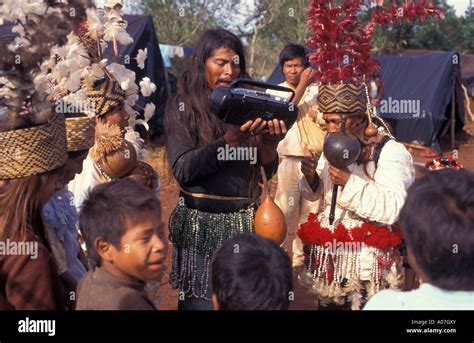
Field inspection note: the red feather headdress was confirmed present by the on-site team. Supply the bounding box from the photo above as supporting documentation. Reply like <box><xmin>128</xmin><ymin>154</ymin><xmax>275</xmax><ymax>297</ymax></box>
<box><xmin>307</xmin><ymin>0</ymin><xmax>444</xmax><ymax>85</ymax></box>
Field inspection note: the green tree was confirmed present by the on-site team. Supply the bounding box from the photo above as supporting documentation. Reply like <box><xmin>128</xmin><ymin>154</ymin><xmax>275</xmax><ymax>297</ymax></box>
<box><xmin>142</xmin><ymin>0</ymin><xmax>242</xmax><ymax>75</ymax></box>
<box><xmin>363</xmin><ymin>1</ymin><xmax>464</xmax><ymax>53</ymax></box>
<box><xmin>411</xmin><ymin>5</ymin><xmax>464</xmax><ymax>51</ymax></box>
<box><xmin>143</xmin><ymin>0</ymin><xmax>219</xmax><ymax>46</ymax></box>
<box><xmin>237</xmin><ymin>0</ymin><xmax>309</xmax><ymax>79</ymax></box>
<box><xmin>461</xmin><ymin>8</ymin><xmax>474</xmax><ymax>52</ymax></box>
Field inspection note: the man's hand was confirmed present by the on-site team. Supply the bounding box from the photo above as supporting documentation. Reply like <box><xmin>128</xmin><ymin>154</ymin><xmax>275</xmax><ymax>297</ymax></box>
<box><xmin>301</xmin><ymin>155</ymin><xmax>319</xmax><ymax>191</ymax></box>
<box><xmin>224</xmin><ymin>118</ymin><xmax>267</xmax><ymax>147</ymax></box>
<box><xmin>298</xmin><ymin>67</ymin><xmax>313</xmax><ymax>89</ymax></box>
<box><xmin>261</xmin><ymin>119</ymin><xmax>287</xmax><ymax>143</ymax></box>
<box><xmin>256</xmin><ymin>119</ymin><xmax>287</xmax><ymax>166</ymax></box>
<box><xmin>292</xmin><ymin>67</ymin><xmax>313</xmax><ymax>104</ymax></box>
<box><xmin>328</xmin><ymin>165</ymin><xmax>351</xmax><ymax>186</ymax></box>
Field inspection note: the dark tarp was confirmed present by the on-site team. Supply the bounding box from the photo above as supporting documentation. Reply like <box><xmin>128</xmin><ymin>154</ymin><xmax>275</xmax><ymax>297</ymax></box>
<box><xmin>0</xmin><ymin>21</ymin><xmax>15</xmax><ymax>44</ymax></box>
<box><xmin>0</xmin><ymin>15</ymin><xmax>168</xmax><ymax>139</ymax></box>
<box><xmin>268</xmin><ymin>51</ymin><xmax>465</xmax><ymax>147</ymax></box>
<box><xmin>375</xmin><ymin>52</ymin><xmax>464</xmax><ymax>147</ymax></box>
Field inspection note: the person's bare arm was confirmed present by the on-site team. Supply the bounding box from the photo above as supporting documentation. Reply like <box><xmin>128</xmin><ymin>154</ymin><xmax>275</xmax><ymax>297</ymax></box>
<box><xmin>301</xmin><ymin>155</ymin><xmax>320</xmax><ymax>192</ymax></box>
<box><xmin>292</xmin><ymin>67</ymin><xmax>313</xmax><ymax>105</ymax></box>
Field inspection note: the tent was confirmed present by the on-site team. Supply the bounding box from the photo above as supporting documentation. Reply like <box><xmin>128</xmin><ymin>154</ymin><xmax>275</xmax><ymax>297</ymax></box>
<box><xmin>0</xmin><ymin>15</ymin><xmax>169</xmax><ymax>139</ymax></box>
<box><xmin>268</xmin><ymin>51</ymin><xmax>465</xmax><ymax>149</ymax></box>
<box><xmin>398</xmin><ymin>49</ymin><xmax>474</xmax><ymax>89</ymax></box>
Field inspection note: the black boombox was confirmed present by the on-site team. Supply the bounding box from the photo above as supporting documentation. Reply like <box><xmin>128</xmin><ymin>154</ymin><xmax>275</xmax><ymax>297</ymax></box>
<box><xmin>210</xmin><ymin>78</ymin><xmax>298</xmax><ymax>128</ymax></box>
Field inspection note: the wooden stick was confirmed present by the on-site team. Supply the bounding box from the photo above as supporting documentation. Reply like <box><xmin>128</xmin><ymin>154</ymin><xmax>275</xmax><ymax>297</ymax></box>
<box><xmin>461</xmin><ymin>84</ymin><xmax>474</xmax><ymax>122</ymax></box>
<box><xmin>260</xmin><ymin>166</ymin><xmax>269</xmax><ymax>194</ymax></box>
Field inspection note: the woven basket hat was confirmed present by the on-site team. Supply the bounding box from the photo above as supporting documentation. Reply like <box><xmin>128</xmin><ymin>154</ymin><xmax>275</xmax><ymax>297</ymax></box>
<box><xmin>0</xmin><ymin>113</ymin><xmax>68</xmax><ymax>180</ymax></box>
<box><xmin>318</xmin><ymin>83</ymin><xmax>367</xmax><ymax>115</ymax></box>
<box><xmin>85</xmin><ymin>77</ymin><xmax>126</xmax><ymax>118</ymax></box>
<box><xmin>65</xmin><ymin>116</ymin><xmax>96</xmax><ymax>152</ymax></box>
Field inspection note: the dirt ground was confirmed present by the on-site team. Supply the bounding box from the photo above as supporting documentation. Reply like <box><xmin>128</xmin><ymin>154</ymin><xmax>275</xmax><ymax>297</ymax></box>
<box><xmin>148</xmin><ymin>121</ymin><xmax>474</xmax><ymax>310</ymax></box>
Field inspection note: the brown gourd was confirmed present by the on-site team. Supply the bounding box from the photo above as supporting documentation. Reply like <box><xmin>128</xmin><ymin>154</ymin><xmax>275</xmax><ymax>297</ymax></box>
<box><xmin>364</xmin><ymin>122</ymin><xmax>378</xmax><ymax>137</ymax></box>
<box><xmin>365</xmin><ymin>108</ymin><xmax>378</xmax><ymax>137</ymax></box>
<box><xmin>254</xmin><ymin>167</ymin><xmax>287</xmax><ymax>245</ymax></box>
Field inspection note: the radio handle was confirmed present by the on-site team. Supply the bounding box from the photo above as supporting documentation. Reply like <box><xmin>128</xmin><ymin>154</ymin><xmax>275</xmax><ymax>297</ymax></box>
<box><xmin>230</xmin><ymin>78</ymin><xmax>295</xmax><ymax>102</ymax></box>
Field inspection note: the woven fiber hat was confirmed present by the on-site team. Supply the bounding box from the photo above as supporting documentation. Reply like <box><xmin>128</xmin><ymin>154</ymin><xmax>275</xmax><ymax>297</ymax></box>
<box><xmin>318</xmin><ymin>83</ymin><xmax>366</xmax><ymax>114</ymax></box>
<box><xmin>65</xmin><ymin>116</ymin><xmax>96</xmax><ymax>152</ymax></box>
<box><xmin>86</xmin><ymin>77</ymin><xmax>126</xmax><ymax>118</ymax></box>
<box><xmin>0</xmin><ymin>113</ymin><xmax>68</xmax><ymax>180</ymax></box>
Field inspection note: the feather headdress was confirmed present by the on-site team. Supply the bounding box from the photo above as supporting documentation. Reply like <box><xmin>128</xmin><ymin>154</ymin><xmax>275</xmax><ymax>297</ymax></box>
<box><xmin>0</xmin><ymin>0</ymin><xmax>93</xmax><ymax>132</ymax></box>
<box><xmin>37</xmin><ymin>0</ymin><xmax>155</xmax><ymax>128</ymax></box>
<box><xmin>0</xmin><ymin>0</ymin><xmax>93</xmax><ymax>179</ymax></box>
<box><xmin>306</xmin><ymin>0</ymin><xmax>443</xmax><ymax>135</ymax></box>
<box><xmin>307</xmin><ymin>0</ymin><xmax>443</xmax><ymax>85</ymax></box>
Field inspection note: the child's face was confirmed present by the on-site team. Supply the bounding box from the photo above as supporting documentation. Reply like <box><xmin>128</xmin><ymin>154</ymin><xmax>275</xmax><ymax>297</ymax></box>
<box><xmin>110</xmin><ymin>211</ymin><xmax>168</xmax><ymax>282</ymax></box>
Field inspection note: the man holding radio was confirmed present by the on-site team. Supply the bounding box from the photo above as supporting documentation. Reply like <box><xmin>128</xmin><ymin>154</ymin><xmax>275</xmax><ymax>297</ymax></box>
<box><xmin>165</xmin><ymin>29</ymin><xmax>287</xmax><ymax>310</ymax></box>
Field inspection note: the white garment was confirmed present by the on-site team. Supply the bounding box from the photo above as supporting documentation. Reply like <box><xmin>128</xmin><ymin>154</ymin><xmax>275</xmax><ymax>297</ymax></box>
<box><xmin>68</xmin><ymin>154</ymin><xmax>106</xmax><ymax>211</ymax></box>
<box><xmin>268</xmin><ymin>82</ymin><xmax>323</xmax><ymax>266</ymax></box>
<box><xmin>274</xmin><ymin>157</ymin><xmax>320</xmax><ymax>267</ymax></box>
<box><xmin>267</xmin><ymin>82</ymin><xmax>320</xmax><ymax>157</ymax></box>
<box><xmin>299</xmin><ymin>139</ymin><xmax>416</xmax><ymax>280</ymax></box>
<box><xmin>364</xmin><ymin>283</ymin><xmax>474</xmax><ymax>310</ymax></box>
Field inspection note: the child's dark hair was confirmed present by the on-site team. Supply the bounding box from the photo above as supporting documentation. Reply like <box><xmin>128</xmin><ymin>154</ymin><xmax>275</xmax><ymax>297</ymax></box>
<box><xmin>398</xmin><ymin>169</ymin><xmax>474</xmax><ymax>291</ymax></box>
<box><xmin>79</xmin><ymin>178</ymin><xmax>161</xmax><ymax>269</ymax></box>
<box><xmin>211</xmin><ymin>233</ymin><xmax>293</xmax><ymax>310</ymax></box>
<box><xmin>279</xmin><ymin>43</ymin><xmax>309</xmax><ymax>67</ymax></box>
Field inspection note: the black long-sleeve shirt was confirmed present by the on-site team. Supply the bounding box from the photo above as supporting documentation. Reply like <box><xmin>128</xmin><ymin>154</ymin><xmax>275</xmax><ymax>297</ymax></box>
<box><xmin>166</xmin><ymin>113</ymin><xmax>278</xmax><ymax>213</ymax></box>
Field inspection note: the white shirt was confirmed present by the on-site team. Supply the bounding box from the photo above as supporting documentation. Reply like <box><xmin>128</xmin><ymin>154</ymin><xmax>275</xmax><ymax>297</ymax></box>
<box><xmin>68</xmin><ymin>154</ymin><xmax>105</xmax><ymax>210</ymax></box>
<box><xmin>364</xmin><ymin>283</ymin><xmax>474</xmax><ymax>310</ymax></box>
<box><xmin>299</xmin><ymin>139</ymin><xmax>416</xmax><ymax>279</ymax></box>
<box><xmin>267</xmin><ymin>82</ymin><xmax>321</xmax><ymax>157</ymax></box>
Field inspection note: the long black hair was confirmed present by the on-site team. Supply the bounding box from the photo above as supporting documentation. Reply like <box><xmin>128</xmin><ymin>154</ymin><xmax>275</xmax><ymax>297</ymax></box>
<box><xmin>165</xmin><ymin>29</ymin><xmax>249</xmax><ymax>146</ymax></box>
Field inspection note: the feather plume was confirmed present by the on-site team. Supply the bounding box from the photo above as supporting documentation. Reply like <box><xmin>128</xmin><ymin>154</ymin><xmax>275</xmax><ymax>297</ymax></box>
<box><xmin>307</xmin><ymin>0</ymin><xmax>443</xmax><ymax>84</ymax></box>
<box><xmin>348</xmin><ymin>291</ymin><xmax>363</xmax><ymax>310</ymax></box>
<box><xmin>385</xmin><ymin>269</ymin><xmax>403</xmax><ymax>290</ymax></box>
<box><xmin>343</xmin><ymin>275</ymin><xmax>363</xmax><ymax>294</ymax></box>
<box><xmin>90</xmin><ymin>121</ymin><xmax>123</xmax><ymax>162</ymax></box>
<box><xmin>0</xmin><ymin>0</ymin><xmax>93</xmax><ymax>132</ymax></box>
